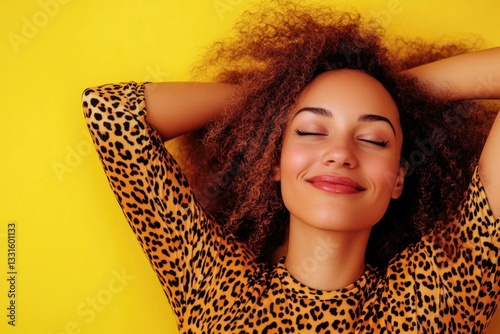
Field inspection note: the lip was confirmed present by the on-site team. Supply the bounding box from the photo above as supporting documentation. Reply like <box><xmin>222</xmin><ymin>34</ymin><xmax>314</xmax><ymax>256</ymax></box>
<box><xmin>306</xmin><ymin>175</ymin><xmax>366</xmax><ymax>194</ymax></box>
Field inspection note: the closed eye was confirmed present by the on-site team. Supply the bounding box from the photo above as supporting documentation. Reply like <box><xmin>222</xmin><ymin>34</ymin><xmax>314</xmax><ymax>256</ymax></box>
<box><xmin>358</xmin><ymin>139</ymin><xmax>389</xmax><ymax>147</ymax></box>
<box><xmin>295</xmin><ymin>129</ymin><xmax>327</xmax><ymax>136</ymax></box>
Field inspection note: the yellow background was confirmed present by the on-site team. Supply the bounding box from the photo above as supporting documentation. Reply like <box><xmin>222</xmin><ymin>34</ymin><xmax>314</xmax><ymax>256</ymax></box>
<box><xmin>1</xmin><ymin>0</ymin><xmax>500</xmax><ymax>333</ymax></box>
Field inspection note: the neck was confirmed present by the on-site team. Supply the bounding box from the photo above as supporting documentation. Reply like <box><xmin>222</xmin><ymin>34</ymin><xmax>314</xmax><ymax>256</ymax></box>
<box><xmin>284</xmin><ymin>220</ymin><xmax>371</xmax><ymax>291</ymax></box>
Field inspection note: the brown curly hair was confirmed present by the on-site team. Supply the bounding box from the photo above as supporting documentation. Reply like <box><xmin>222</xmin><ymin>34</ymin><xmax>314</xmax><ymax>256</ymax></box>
<box><xmin>175</xmin><ymin>1</ymin><xmax>495</xmax><ymax>268</ymax></box>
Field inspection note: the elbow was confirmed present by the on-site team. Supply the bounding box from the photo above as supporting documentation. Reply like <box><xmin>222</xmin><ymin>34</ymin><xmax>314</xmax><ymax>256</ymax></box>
<box><xmin>81</xmin><ymin>86</ymin><xmax>107</xmax><ymax>143</ymax></box>
<box><xmin>82</xmin><ymin>88</ymin><xmax>99</xmax><ymax>111</ymax></box>
<box><xmin>82</xmin><ymin>87</ymin><xmax>100</xmax><ymax>119</ymax></box>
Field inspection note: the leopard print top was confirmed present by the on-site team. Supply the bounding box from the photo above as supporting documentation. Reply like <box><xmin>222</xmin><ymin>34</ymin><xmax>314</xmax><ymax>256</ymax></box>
<box><xmin>82</xmin><ymin>81</ymin><xmax>500</xmax><ymax>333</ymax></box>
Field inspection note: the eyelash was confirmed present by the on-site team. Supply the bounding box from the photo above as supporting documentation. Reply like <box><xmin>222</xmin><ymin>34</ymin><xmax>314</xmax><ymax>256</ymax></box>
<box><xmin>295</xmin><ymin>129</ymin><xmax>389</xmax><ymax>147</ymax></box>
<box><xmin>295</xmin><ymin>129</ymin><xmax>325</xmax><ymax>136</ymax></box>
<box><xmin>359</xmin><ymin>139</ymin><xmax>389</xmax><ymax>147</ymax></box>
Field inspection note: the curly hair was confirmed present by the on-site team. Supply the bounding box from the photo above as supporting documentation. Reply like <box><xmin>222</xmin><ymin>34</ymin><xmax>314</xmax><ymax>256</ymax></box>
<box><xmin>175</xmin><ymin>1</ymin><xmax>495</xmax><ymax>268</ymax></box>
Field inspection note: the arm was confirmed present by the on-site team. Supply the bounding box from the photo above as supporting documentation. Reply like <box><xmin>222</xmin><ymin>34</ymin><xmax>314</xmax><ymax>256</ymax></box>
<box><xmin>82</xmin><ymin>82</ymin><xmax>258</xmax><ymax>327</ymax></box>
<box><xmin>404</xmin><ymin>47</ymin><xmax>500</xmax><ymax>216</ymax></box>
<box><xmin>144</xmin><ymin>82</ymin><xmax>237</xmax><ymax>140</ymax></box>
<box><xmin>403</xmin><ymin>47</ymin><xmax>500</xmax><ymax>100</ymax></box>
<box><xmin>400</xmin><ymin>49</ymin><xmax>500</xmax><ymax>331</ymax></box>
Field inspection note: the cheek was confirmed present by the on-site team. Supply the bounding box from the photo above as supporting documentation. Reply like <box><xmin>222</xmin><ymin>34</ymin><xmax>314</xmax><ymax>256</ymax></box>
<box><xmin>280</xmin><ymin>143</ymin><xmax>315</xmax><ymax>177</ymax></box>
<box><xmin>368</xmin><ymin>156</ymin><xmax>401</xmax><ymax>191</ymax></box>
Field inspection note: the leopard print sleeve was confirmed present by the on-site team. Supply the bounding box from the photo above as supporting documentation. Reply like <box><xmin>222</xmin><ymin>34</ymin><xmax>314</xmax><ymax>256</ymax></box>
<box><xmin>428</xmin><ymin>166</ymin><xmax>500</xmax><ymax>332</ymax></box>
<box><xmin>377</xmin><ymin>167</ymin><xmax>500</xmax><ymax>333</ymax></box>
<box><xmin>82</xmin><ymin>82</ymin><xmax>260</xmax><ymax>329</ymax></box>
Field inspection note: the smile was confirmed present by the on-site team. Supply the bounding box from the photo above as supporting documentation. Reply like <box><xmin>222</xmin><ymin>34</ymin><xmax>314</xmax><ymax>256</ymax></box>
<box><xmin>306</xmin><ymin>175</ymin><xmax>367</xmax><ymax>194</ymax></box>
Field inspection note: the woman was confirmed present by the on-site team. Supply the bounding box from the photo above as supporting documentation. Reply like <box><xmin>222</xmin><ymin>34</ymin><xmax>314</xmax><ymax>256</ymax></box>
<box><xmin>83</xmin><ymin>3</ymin><xmax>500</xmax><ymax>333</ymax></box>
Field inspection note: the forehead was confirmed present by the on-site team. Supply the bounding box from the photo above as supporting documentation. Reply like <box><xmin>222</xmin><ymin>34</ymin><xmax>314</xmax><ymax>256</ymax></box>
<box><xmin>292</xmin><ymin>70</ymin><xmax>400</xmax><ymax>127</ymax></box>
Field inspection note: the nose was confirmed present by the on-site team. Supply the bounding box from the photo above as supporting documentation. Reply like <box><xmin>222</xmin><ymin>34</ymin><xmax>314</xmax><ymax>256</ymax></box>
<box><xmin>322</xmin><ymin>140</ymin><xmax>357</xmax><ymax>168</ymax></box>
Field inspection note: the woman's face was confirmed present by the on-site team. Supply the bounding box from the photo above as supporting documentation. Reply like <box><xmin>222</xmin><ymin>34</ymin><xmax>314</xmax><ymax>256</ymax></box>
<box><xmin>275</xmin><ymin>70</ymin><xmax>406</xmax><ymax>233</ymax></box>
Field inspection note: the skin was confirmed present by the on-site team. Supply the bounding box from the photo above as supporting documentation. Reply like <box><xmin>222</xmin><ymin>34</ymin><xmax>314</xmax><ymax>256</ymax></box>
<box><xmin>275</xmin><ymin>70</ymin><xmax>406</xmax><ymax>290</ymax></box>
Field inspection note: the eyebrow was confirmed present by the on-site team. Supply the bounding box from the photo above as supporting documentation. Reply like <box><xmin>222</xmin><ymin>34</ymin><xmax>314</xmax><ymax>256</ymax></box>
<box><xmin>359</xmin><ymin>114</ymin><xmax>396</xmax><ymax>135</ymax></box>
<box><xmin>293</xmin><ymin>107</ymin><xmax>333</xmax><ymax>119</ymax></box>
<box><xmin>293</xmin><ymin>107</ymin><xmax>396</xmax><ymax>135</ymax></box>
